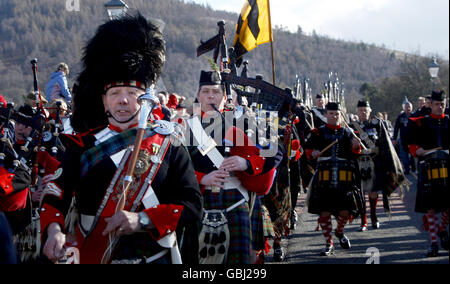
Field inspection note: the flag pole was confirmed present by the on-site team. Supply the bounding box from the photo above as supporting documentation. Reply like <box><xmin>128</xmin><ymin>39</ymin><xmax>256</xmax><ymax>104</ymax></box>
<box><xmin>267</xmin><ymin>0</ymin><xmax>276</xmax><ymax>85</ymax></box>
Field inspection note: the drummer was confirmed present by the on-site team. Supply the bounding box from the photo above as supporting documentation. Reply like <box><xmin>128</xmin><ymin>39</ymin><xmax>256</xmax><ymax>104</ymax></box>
<box><xmin>305</xmin><ymin>102</ymin><xmax>363</xmax><ymax>256</ymax></box>
<box><xmin>407</xmin><ymin>90</ymin><xmax>449</xmax><ymax>257</ymax></box>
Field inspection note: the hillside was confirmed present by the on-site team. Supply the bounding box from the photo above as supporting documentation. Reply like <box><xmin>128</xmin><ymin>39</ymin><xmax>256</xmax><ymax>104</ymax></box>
<box><xmin>0</xmin><ymin>0</ymin><xmax>446</xmax><ymax>116</ymax></box>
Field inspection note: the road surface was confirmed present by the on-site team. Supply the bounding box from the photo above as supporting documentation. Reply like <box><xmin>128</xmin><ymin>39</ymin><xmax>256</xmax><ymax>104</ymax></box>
<box><xmin>266</xmin><ymin>173</ymin><xmax>449</xmax><ymax>264</ymax></box>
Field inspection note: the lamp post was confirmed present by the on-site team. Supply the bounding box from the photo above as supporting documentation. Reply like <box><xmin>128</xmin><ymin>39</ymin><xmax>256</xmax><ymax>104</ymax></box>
<box><xmin>103</xmin><ymin>0</ymin><xmax>168</xmax><ymax>93</ymax></box>
<box><xmin>104</xmin><ymin>0</ymin><xmax>129</xmax><ymax>20</ymax></box>
<box><xmin>428</xmin><ymin>57</ymin><xmax>440</xmax><ymax>91</ymax></box>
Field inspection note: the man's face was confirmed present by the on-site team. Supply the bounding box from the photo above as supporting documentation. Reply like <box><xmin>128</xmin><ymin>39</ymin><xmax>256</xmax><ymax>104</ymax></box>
<box><xmin>102</xmin><ymin>86</ymin><xmax>144</xmax><ymax>128</ymax></box>
<box><xmin>326</xmin><ymin>110</ymin><xmax>341</xmax><ymax>125</ymax></box>
<box><xmin>197</xmin><ymin>85</ymin><xmax>226</xmax><ymax>112</ymax></box>
<box><xmin>425</xmin><ymin>99</ymin><xmax>432</xmax><ymax>108</ymax></box>
<box><xmin>357</xmin><ymin>107</ymin><xmax>371</xmax><ymax>122</ymax></box>
<box><xmin>15</xmin><ymin>122</ymin><xmax>32</xmax><ymax>141</ymax></box>
<box><xmin>404</xmin><ymin>103</ymin><xmax>412</xmax><ymax>114</ymax></box>
<box><xmin>316</xmin><ymin>98</ymin><xmax>324</xmax><ymax>108</ymax></box>
<box><xmin>418</xmin><ymin>98</ymin><xmax>425</xmax><ymax>108</ymax></box>
<box><xmin>431</xmin><ymin>100</ymin><xmax>446</xmax><ymax>116</ymax></box>
<box><xmin>157</xmin><ymin>94</ymin><xmax>167</xmax><ymax>106</ymax></box>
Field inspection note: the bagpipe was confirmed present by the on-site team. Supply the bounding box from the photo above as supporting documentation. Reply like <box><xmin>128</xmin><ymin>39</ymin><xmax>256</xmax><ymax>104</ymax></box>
<box><xmin>0</xmin><ymin>59</ymin><xmax>62</xmax><ymax>178</ymax></box>
<box><xmin>197</xmin><ymin>21</ymin><xmax>294</xmax><ymax>113</ymax></box>
<box><xmin>0</xmin><ymin>102</ymin><xmax>16</xmax><ymax>169</ymax></box>
<box><xmin>0</xmin><ymin>102</ymin><xmax>46</xmax><ymax>173</ymax></box>
<box><xmin>197</xmin><ymin>20</ymin><xmax>298</xmax><ymax>166</ymax></box>
<box><xmin>31</xmin><ymin>59</ymin><xmax>66</xmax><ymax>156</ymax></box>
<box><xmin>323</xmin><ymin>72</ymin><xmax>346</xmax><ymax>113</ymax></box>
<box><xmin>293</xmin><ymin>74</ymin><xmax>314</xmax><ymax>110</ymax></box>
<box><xmin>0</xmin><ymin>59</ymin><xmax>61</xmax><ymax>263</ymax></box>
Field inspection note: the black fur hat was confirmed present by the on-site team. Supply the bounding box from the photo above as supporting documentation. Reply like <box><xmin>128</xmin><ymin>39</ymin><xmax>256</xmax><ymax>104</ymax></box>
<box><xmin>357</xmin><ymin>100</ymin><xmax>371</xmax><ymax>108</ymax></box>
<box><xmin>17</xmin><ymin>105</ymin><xmax>35</xmax><ymax>117</ymax></box>
<box><xmin>431</xmin><ymin>90</ymin><xmax>446</xmax><ymax>102</ymax></box>
<box><xmin>199</xmin><ymin>71</ymin><xmax>223</xmax><ymax>87</ymax></box>
<box><xmin>14</xmin><ymin>105</ymin><xmax>36</xmax><ymax>127</ymax></box>
<box><xmin>71</xmin><ymin>13</ymin><xmax>166</xmax><ymax>133</ymax></box>
<box><xmin>326</xmin><ymin>102</ymin><xmax>341</xmax><ymax>111</ymax></box>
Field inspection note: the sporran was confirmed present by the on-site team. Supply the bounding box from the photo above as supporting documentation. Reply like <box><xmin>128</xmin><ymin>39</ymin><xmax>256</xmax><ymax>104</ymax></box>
<box><xmin>198</xmin><ymin>209</ymin><xmax>230</xmax><ymax>264</ymax></box>
<box><xmin>16</xmin><ymin>208</ymin><xmax>41</xmax><ymax>263</ymax></box>
<box><xmin>358</xmin><ymin>155</ymin><xmax>375</xmax><ymax>193</ymax></box>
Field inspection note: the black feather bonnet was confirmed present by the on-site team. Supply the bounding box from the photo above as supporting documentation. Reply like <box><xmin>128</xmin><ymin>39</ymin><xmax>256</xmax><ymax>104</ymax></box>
<box><xmin>71</xmin><ymin>13</ymin><xmax>166</xmax><ymax>133</ymax></box>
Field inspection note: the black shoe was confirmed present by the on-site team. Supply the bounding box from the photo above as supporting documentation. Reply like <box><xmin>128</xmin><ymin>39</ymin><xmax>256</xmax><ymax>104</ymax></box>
<box><xmin>273</xmin><ymin>248</ymin><xmax>285</xmax><ymax>262</ymax></box>
<box><xmin>438</xmin><ymin>230</ymin><xmax>449</xmax><ymax>251</ymax></box>
<box><xmin>371</xmin><ymin>219</ymin><xmax>380</xmax><ymax>229</ymax></box>
<box><xmin>290</xmin><ymin>210</ymin><xmax>298</xmax><ymax>230</ymax></box>
<box><xmin>359</xmin><ymin>224</ymin><xmax>368</xmax><ymax>232</ymax></box>
<box><xmin>426</xmin><ymin>243</ymin><xmax>439</xmax><ymax>257</ymax></box>
<box><xmin>320</xmin><ymin>244</ymin><xmax>335</xmax><ymax>256</ymax></box>
<box><xmin>335</xmin><ymin>232</ymin><xmax>351</xmax><ymax>249</ymax></box>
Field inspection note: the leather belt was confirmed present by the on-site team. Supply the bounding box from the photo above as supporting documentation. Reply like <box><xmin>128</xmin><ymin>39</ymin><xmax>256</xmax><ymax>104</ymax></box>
<box><xmin>187</xmin><ymin>117</ymin><xmax>250</xmax><ymax>202</ymax></box>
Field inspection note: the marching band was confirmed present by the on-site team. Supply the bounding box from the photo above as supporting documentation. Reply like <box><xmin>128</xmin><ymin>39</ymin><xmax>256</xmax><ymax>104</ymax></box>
<box><xmin>0</xmin><ymin>11</ymin><xmax>448</xmax><ymax>265</ymax></box>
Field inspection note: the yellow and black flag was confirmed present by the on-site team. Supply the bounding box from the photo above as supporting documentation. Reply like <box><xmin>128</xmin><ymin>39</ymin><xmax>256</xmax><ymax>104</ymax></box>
<box><xmin>233</xmin><ymin>0</ymin><xmax>273</xmax><ymax>62</ymax></box>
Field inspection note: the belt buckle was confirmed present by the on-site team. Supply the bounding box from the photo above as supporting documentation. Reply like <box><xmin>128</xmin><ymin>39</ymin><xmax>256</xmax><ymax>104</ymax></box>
<box><xmin>211</xmin><ymin>186</ymin><xmax>221</xmax><ymax>193</ymax></box>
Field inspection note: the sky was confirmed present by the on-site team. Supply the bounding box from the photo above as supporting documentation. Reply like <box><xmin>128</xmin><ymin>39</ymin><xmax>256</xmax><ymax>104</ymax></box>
<box><xmin>187</xmin><ymin>0</ymin><xmax>449</xmax><ymax>60</ymax></box>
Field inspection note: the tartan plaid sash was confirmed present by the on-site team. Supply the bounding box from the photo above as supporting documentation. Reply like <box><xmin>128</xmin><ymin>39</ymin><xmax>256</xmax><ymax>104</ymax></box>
<box><xmin>80</xmin><ymin>127</ymin><xmax>155</xmax><ymax>177</ymax></box>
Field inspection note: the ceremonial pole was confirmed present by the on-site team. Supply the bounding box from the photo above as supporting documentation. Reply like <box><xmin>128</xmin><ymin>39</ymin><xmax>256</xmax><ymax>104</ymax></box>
<box><xmin>267</xmin><ymin>0</ymin><xmax>276</xmax><ymax>85</ymax></box>
<box><xmin>101</xmin><ymin>86</ymin><xmax>159</xmax><ymax>264</ymax></box>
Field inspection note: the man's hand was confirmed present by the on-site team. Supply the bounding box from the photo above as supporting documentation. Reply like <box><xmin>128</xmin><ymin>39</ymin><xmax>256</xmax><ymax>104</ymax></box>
<box><xmin>416</xmin><ymin>147</ymin><xmax>426</xmax><ymax>157</ymax></box>
<box><xmin>41</xmin><ymin>174</ymin><xmax>54</xmax><ymax>189</ymax></box>
<box><xmin>43</xmin><ymin>223</ymin><xmax>66</xmax><ymax>263</ymax></box>
<box><xmin>31</xmin><ymin>188</ymin><xmax>43</xmax><ymax>203</ymax></box>
<box><xmin>220</xmin><ymin>156</ymin><xmax>248</xmax><ymax>172</ymax></box>
<box><xmin>102</xmin><ymin>211</ymin><xmax>141</xmax><ymax>236</ymax></box>
<box><xmin>200</xmin><ymin>170</ymin><xmax>230</xmax><ymax>188</ymax></box>
<box><xmin>311</xmin><ymin>150</ymin><xmax>321</xmax><ymax>160</ymax></box>
<box><xmin>352</xmin><ymin>137</ymin><xmax>361</xmax><ymax>149</ymax></box>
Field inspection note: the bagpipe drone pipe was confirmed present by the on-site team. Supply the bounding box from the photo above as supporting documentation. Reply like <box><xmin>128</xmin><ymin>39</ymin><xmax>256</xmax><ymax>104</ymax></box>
<box><xmin>0</xmin><ymin>105</ymin><xmax>47</xmax><ymax>174</ymax></box>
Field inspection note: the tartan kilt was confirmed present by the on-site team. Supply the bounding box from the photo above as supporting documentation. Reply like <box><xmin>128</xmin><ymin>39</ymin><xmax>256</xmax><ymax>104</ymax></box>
<box><xmin>250</xmin><ymin>196</ymin><xmax>265</xmax><ymax>251</ymax></box>
<box><xmin>263</xmin><ymin>182</ymin><xmax>292</xmax><ymax>239</ymax></box>
<box><xmin>261</xmin><ymin>204</ymin><xmax>275</xmax><ymax>238</ymax></box>
<box><xmin>203</xmin><ymin>188</ymin><xmax>252</xmax><ymax>264</ymax></box>
<box><xmin>307</xmin><ymin>179</ymin><xmax>359</xmax><ymax>217</ymax></box>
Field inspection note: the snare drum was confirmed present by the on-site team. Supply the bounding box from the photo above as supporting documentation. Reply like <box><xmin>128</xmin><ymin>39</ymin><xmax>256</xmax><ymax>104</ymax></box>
<box><xmin>316</xmin><ymin>157</ymin><xmax>357</xmax><ymax>191</ymax></box>
<box><xmin>422</xmin><ymin>150</ymin><xmax>449</xmax><ymax>189</ymax></box>
<box><xmin>416</xmin><ymin>150</ymin><xmax>449</xmax><ymax>213</ymax></box>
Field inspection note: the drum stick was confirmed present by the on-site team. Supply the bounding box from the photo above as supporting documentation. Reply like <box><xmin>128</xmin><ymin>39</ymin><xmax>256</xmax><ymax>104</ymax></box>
<box><xmin>424</xmin><ymin>147</ymin><xmax>443</xmax><ymax>155</ymax></box>
<box><xmin>318</xmin><ymin>139</ymin><xmax>339</xmax><ymax>157</ymax></box>
<box><xmin>340</xmin><ymin>113</ymin><xmax>368</xmax><ymax>151</ymax></box>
